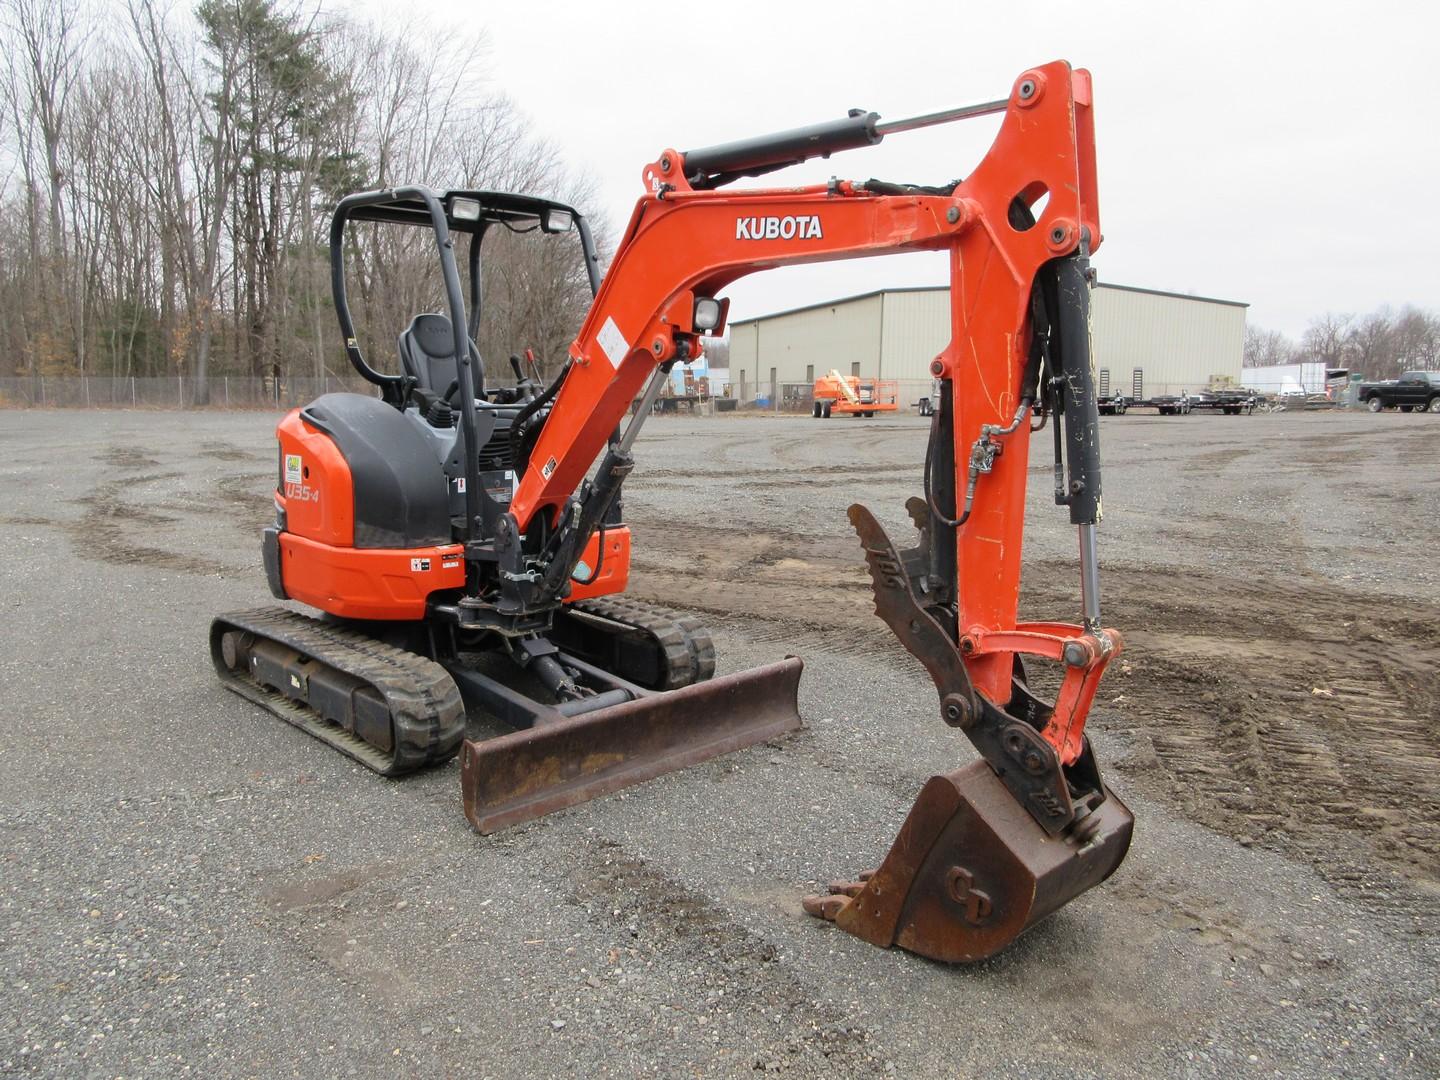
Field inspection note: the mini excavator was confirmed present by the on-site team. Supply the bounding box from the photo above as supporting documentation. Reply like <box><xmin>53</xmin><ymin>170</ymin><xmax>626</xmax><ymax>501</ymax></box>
<box><xmin>213</xmin><ymin>60</ymin><xmax>1132</xmax><ymax>963</ymax></box>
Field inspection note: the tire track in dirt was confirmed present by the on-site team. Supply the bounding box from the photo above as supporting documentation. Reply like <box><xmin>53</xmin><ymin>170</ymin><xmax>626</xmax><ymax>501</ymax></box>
<box><xmin>624</xmin><ymin>515</ymin><xmax>899</xmax><ymax>658</ymax></box>
<box><xmin>198</xmin><ymin>441</ymin><xmax>265</xmax><ymax>462</ymax></box>
<box><xmin>71</xmin><ymin>486</ymin><xmax>234</xmax><ymax>577</ymax></box>
<box><xmin>55</xmin><ymin>446</ymin><xmax>248</xmax><ymax>576</ymax></box>
<box><xmin>570</xmin><ymin>838</ymin><xmax>880</xmax><ymax>1073</ymax></box>
<box><xmin>1059</xmin><ymin>563</ymin><xmax>1440</xmax><ymax>928</ymax></box>
<box><xmin>98</xmin><ymin>447</ymin><xmax>160</xmax><ymax>469</ymax></box>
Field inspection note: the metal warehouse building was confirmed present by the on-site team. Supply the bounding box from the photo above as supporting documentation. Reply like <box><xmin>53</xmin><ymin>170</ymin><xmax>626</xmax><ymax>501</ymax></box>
<box><xmin>727</xmin><ymin>283</ymin><xmax>1248</xmax><ymax>408</ymax></box>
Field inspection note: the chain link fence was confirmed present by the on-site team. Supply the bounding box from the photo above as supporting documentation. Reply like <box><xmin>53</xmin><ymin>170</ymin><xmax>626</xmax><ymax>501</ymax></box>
<box><xmin>726</xmin><ymin>378</ymin><xmax>935</xmax><ymax>414</ymax></box>
<box><xmin>0</xmin><ymin>374</ymin><xmax>381</xmax><ymax>409</ymax></box>
<box><xmin>1</xmin><ymin>374</ymin><xmax>941</xmax><ymax>413</ymax></box>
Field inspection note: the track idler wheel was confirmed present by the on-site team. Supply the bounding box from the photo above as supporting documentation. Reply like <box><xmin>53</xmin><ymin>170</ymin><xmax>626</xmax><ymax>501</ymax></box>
<box><xmin>804</xmin><ymin>759</ymin><xmax>1133</xmax><ymax>963</ymax></box>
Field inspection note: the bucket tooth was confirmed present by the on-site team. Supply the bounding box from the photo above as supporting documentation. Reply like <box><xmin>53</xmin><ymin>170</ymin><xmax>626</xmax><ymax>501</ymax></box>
<box><xmin>461</xmin><ymin>657</ymin><xmax>803</xmax><ymax>833</ymax></box>
<box><xmin>806</xmin><ymin>759</ymin><xmax>1132</xmax><ymax>963</ymax></box>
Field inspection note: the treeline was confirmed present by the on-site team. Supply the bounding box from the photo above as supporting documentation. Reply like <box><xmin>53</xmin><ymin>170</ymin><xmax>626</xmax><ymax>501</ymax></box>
<box><xmin>1245</xmin><ymin>306</ymin><xmax>1440</xmax><ymax>377</ymax></box>
<box><xmin>0</xmin><ymin>0</ymin><xmax>600</xmax><ymax>402</ymax></box>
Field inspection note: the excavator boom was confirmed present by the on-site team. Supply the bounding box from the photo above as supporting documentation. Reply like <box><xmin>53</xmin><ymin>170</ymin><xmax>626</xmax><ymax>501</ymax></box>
<box><xmin>481</xmin><ymin>60</ymin><xmax>1131</xmax><ymax>962</ymax></box>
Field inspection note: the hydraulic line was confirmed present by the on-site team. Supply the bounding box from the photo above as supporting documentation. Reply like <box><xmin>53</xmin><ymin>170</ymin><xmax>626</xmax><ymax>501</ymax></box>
<box><xmin>534</xmin><ymin>365</ymin><xmax>671</xmax><ymax>599</ymax></box>
<box><xmin>926</xmin><ymin>398</ymin><xmax>1033</xmax><ymax>529</ymax></box>
<box><xmin>927</xmin><ymin>267</ymin><xmax>1049</xmax><ymax>528</ymax></box>
<box><xmin>509</xmin><ymin>359</ymin><xmax>571</xmax><ymax>473</ymax></box>
<box><xmin>570</xmin><ymin>522</ymin><xmax>607</xmax><ymax>585</ymax></box>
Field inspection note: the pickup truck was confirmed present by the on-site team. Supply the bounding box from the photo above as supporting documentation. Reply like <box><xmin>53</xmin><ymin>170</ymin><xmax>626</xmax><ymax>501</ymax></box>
<box><xmin>1357</xmin><ymin>371</ymin><xmax>1440</xmax><ymax>413</ymax></box>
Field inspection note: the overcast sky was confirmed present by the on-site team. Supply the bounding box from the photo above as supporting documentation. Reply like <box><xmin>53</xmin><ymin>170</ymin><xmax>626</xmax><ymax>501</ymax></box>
<box><xmin>350</xmin><ymin>0</ymin><xmax>1437</xmax><ymax>338</ymax></box>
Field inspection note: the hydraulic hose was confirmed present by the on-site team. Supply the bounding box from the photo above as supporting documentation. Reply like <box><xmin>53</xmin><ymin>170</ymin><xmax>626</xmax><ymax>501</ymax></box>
<box><xmin>926</xmin><ymin>398</ymin><xmax>1033</xmax><ymax>528</ymax></box>
<box><xmin>509</xmin><ymin>359</ymin><xmax>570</xmax><ymax>475</ymax></box>
<box><xmin>570</xmin><ymin>522</ymin><xmax>607</xmax><ymax>585</ymax></box>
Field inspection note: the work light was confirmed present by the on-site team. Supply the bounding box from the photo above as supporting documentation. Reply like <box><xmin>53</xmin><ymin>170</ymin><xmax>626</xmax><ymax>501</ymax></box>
<box><xmin>693</xmin><ymin>298</ymin><xmax>722</xmax><ymax>331</ymax></box>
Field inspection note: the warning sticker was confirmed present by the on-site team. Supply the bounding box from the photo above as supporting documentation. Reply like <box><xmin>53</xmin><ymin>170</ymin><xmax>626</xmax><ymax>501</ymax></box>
<box><xmin>541</xmin><ymin>456</ymin><xmax>559</xmax><ymax>480</ymax></box>
<box><xmin>410</xmin><ymin>557</ymin><xmax>431</xmax><ymax>572</ymax></box>
<box><xmin>453</xmin><ymin>476</ymin><xmax>466</xmax><ymax>493</ymax></box>
<box><xmin>597</xmin><ymin>317</ymin><xmax>629</xmax><ymax>370</ymax></box>
<box><xmin>284</xmin><ymin>453</ymin><xmax>302</xmax><ymax>485</ymax></box>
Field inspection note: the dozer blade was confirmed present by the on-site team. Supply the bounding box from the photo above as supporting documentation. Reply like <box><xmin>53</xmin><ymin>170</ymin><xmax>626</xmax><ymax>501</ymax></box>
<box><xmin>460</xmin><ymin>657</ymin><xmax>803</xmax><ymax>833</ymax></box>
<box><xmin>804</xmin><ymin>759</ymin><xmax>1132</xmax><ymax>963</ymax></box>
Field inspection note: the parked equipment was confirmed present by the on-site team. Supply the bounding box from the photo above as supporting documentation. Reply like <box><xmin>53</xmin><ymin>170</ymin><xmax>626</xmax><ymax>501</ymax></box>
<box><xmin>813</xmin><ymin>369</ymin><xmax>898</xmax><ymax>418</ymax></box>
<box><xmin>1357</xmin><ymin>370</ymin><xmax>1440</xmax><ymax>412</ymax></box>
<box><xmin>1190</xmin><ymin>388</ymin><xmax>1259</xmax><ymax>415</ymax></box>
<box><xmin>1101</xmin><ymin>389</ymin><xmax>1258</xmax><ymax>416</ymax></box>
<box><xmin>1096</xmin><ymin>393</ymin><xmax>1128</xmax><ymax>415</ymax></box>
<box><xmin>214</xmin><ymin>60</ymin><xmax>1130</xmax><ymax>963</ymax></box>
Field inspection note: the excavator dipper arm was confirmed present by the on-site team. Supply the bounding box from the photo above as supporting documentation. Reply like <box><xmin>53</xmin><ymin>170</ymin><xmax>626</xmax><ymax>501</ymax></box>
<box><xmin>502</xmin><ymin>61</ymin><xmax>1132</xmax><ymax>962</ymax></box>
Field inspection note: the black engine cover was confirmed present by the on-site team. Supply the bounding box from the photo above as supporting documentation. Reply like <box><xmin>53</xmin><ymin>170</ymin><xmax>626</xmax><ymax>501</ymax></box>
<box><xmin>300</xmin><ymin>393</ymin><xmax>451</xmax><ymax>549</ymax></box>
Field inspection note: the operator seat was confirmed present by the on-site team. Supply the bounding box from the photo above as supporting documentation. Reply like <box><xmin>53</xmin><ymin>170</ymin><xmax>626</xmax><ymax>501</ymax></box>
<box><xmin>397</xmin><ymin>313</ymin><xmax>483</xmax><ymax>399</ymax></box>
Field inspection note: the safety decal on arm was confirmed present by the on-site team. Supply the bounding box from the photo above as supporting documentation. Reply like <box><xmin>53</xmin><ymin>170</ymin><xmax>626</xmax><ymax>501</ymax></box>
<box><xmin>597</xmin><ymin>317</ymin><xmax>629</xmax><ymax>370</ymax></box>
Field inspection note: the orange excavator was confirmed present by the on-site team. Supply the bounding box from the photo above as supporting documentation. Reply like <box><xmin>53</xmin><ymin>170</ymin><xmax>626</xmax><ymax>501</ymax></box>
<box><xmin>212</xmin><ymin>60</ymin><xmax>1131</xmax><ymax>963</ymax></box>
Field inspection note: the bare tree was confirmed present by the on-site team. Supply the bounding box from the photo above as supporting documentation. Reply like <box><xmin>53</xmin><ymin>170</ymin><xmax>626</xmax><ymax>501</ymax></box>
<box><xmin>123</xmin><ymin>0</ymin><xmax>259</xmax><ymax>402</ymax></box>
<box><xmin>1390</xmin><ymin>306</ymin><xmax>1440</xmax><ymax>373</ymax></box>
<box><xmin>1</xmin><ymin>0</ymin><xmax>90</xmax><ymax>371</ymax></box>
<box><xmin>1243</xmin><ymin>325</ymin><xmax>1295</xmax><ymax>368</ymax></box>
<box><xmin>1301</xmin><ymin>311</ymin><xmax>1353</xmax><ymax>368</ymax></box>
<box><xmin>1343</xmin><ymin>309</ymin><xmax>1393</xmax><ymax>379</ymax></box>
<box><xmin>0</xmin><ymin>1</ymin><xmax>610</xmax><ymax>397</ymax></box>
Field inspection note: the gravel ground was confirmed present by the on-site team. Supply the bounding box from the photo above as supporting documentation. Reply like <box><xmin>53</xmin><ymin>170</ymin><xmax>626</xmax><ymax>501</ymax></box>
<box><xmin>0</xmin><ymin>407</ymin><xmax>1436</xmax><ymax>1078</ymax></box>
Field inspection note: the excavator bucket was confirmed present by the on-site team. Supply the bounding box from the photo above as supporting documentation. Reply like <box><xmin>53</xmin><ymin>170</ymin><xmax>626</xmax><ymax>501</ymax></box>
<box><xmin>460</xmin><ymin>657</ymin><xmax>803</xmax><ymax>832</ymax></box>
<box><xmin>805</xmin><ymin>759</ymin><xmax>1133</xmax><ymax>963</ymax></box>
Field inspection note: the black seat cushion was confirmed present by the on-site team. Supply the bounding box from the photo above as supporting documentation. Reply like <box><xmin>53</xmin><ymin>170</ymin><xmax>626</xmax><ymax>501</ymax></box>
<box><xmin>397</xmin><ymin>313</ymin><xmax>462</xmax><ymax>395</ymax></box>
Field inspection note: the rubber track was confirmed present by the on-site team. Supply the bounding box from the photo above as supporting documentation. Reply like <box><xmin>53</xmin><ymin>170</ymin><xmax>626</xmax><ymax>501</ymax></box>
<box><xmin>604</xmin><ymin>595</ymin><xmax>717</xmax><ymax>684</ymax></box>
<box><xmin>563</xmin><ymin>596</ymin><xmax>717</xmax><ymax>690</ymax></box>
<box><xmin>211</xmin><ymin>607</ymin><xmax>465</xmax><ymax>776</ymax></box>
